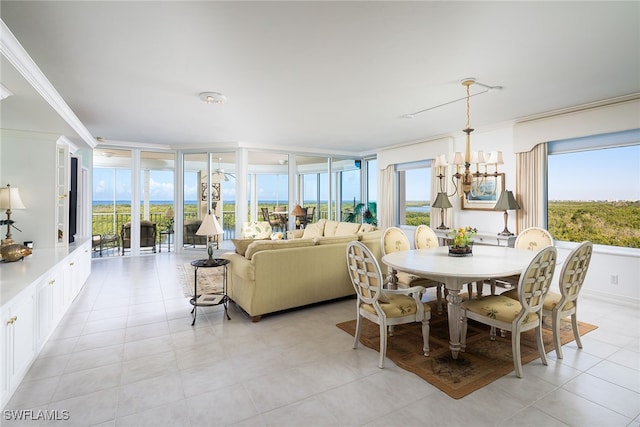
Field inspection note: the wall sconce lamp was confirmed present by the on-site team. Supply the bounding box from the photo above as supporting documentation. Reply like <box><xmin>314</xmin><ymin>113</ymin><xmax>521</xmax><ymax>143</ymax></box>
<box><xmin>196</xmin><ymin>211</ymin><xmax>224</xmax><ymax>265</ymax></box>
<box><xmin>0</xmin><ymin>184</ymin><xmax>26</xmax><ymax>247</ymax></box>
<box><xmin>494</xmin><ymin>190</ymin><xmax>520</xmax><ymax>236</ymax></box>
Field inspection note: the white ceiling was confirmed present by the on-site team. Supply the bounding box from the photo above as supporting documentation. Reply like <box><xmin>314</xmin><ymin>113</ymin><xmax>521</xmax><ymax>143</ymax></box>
<box><xmin>1</xmin><ymin>1</ymin><xmax>639</xmax><ymax>155</ymax></box>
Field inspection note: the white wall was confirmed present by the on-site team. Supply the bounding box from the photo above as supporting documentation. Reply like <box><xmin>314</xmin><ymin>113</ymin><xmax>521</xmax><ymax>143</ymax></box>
<box><xmin>0</xmin><ymin>130</ymin><xmax>58</xmax><ymax>249</ymax></box>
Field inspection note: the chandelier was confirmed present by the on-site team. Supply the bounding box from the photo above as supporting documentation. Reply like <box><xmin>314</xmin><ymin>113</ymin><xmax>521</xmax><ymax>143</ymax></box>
<box><xmin>435</xmin><ymin>78</ymin><xmax>503</xmax><ymax>199</ymax></box>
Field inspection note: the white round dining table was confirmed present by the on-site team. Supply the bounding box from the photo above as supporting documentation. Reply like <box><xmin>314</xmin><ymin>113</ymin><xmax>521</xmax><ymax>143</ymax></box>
<box><xmin>382</xmin><ymin>245</ymin><xmax>538</xmax><ymax>359</ymax></box>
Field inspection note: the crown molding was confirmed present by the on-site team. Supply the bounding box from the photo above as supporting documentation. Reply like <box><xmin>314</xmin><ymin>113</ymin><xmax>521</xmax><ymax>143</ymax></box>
<box><xmin>0</xmin><ymin>19</ymin><xmax>96</xmax><ymax>149</ymax></box>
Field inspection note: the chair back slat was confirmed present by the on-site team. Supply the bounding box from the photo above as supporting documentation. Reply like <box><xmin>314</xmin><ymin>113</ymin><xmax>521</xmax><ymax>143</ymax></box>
<box><xmin>518</xmin><ymin>246</ymin><xmax>557</xmax><ymax>314</ymax></box>
<box><xmin>558</xmin><ymin>241</ymin><xmax>593</xmax><ymax>310</ymax></box>
<box><xmin>346</xmin><ymin>241</ymin><xmax>384</xmax><ymax>304</ymax></box>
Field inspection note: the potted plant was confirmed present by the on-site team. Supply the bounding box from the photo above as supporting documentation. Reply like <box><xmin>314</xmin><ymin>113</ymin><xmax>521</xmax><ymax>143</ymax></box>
<box><xmin>344</xmin><ymin>202</ymin><xmax>377</xmax><ymax>227</ymax></box>
<box><xmin>448</xmin><ymin>226</ymin><xmax>477</xmax><ymax>257</ymax></box>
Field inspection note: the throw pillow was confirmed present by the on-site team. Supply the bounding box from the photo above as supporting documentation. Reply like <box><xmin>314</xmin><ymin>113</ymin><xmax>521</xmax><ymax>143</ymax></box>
<box><xmin>302</xmin><ymin>218</ymin><xmax>326</xmax><ymax>239</ymax></box>
<box><xmin>358</xmin><ymin>223</ymin><xmax>377</xmax><ymax>233</ymax></box>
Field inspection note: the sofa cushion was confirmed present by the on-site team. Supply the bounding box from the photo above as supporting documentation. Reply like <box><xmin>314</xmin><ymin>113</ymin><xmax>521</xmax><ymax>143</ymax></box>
<box><xmin>323</xmin><ymin>220</ymin><xmax>340</xmax><ymax>237</ymax></box>
<box><xmin>232</xmin><ymin>238</ymin><xmax>263</xmax><ymax>256</ymax></box>
<box><xmin>245</xmin><ymin>238</ymin><xmax>316</xmax><ymax>260</ymax></box>
<box><xmin>334</xmin><ymin>221</ymin><xmax>361</xmax><ymax>236</ymax></box>
<box><xmin>313</xmin><ymin>234</ymin><xmax>359</xmax><ymax>246</ymax></box>
<box><xmin>302</xmin><ymin>218</ymin><xmax>326</xmax><ymax>239</ymax></box>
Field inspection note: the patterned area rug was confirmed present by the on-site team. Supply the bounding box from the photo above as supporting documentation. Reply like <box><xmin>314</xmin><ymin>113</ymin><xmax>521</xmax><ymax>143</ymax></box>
<box><xmin>337</xmin><ymin>301</ymin><xmax>597</xmax><ymax>399</ymax></box>
<box><xmin>180</xmin><ymin>262</ymin><xmax>225</xmax><ymax>297</ymax></box>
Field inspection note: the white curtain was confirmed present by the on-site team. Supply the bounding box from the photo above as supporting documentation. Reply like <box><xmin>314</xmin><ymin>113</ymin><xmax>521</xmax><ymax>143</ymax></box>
<box><xmin>516</xmin><ymin>143</ymin><xmax>547</xmax><ymax>231</ymax></box>
<box><xmin>378</xmin><ymin>165</ymin><xmax>395</xmax><ymax>230</ymax></box>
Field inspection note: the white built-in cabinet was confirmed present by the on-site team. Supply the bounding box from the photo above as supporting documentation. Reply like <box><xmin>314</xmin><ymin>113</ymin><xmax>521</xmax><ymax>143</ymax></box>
<box><xmin>1</xmin><ymin>289</ymin><xmax>36</xmax><ymax>404</ymax></box>
<box><xmin>1</xmin><ymin>239</ymin><xmax>91</xmax><ymax>409</ymax></box>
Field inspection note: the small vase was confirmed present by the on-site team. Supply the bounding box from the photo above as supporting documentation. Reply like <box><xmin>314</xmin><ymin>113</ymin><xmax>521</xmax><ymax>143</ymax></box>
<box><xmin>448</xmin><ymin>242</ymin><xmax>473</xmax><ymax>257</ymax></box>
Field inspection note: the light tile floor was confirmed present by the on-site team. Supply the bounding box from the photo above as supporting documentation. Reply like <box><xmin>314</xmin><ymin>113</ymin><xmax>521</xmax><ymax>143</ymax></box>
<box><xmin>3</xmin><ymin>250</ymin><xmax>639</xmax><ymax>427</ymax></box>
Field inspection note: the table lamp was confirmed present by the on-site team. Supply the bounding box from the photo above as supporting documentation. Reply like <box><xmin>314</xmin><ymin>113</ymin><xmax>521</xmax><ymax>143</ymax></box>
<box><xmin>432</xmin><ymin>192</ymin><xmax>452</xmax><ymax>230</ymax></box>
<box><xmin>196</xmin><ymin>211</ymin><xmax>223</xmax><ymax>265</ymax></box>
<box><xmin>494</xmin><ymin>190</ymin><xmax>520</xmax><ymax>236</ymax></box>
<box><xmin>0</xmin><ymin>184</ymin><xmax>26</xmax><ymax>247</ymax></box>
<box><xmin>291</xmin><ymin>204</ymin><xmax>305</xmax><ymax>228</ymax></box>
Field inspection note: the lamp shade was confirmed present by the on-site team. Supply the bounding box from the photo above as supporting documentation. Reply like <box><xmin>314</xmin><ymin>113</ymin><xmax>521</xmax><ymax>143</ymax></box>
<box><xmin>494</xmin><ymin>190</ymin><xmax>520</xmax><ymax>211</ymax></box>
<box><xmin>291</xmin><ymin>204</ymin><xmax>305</xmax><ymax>216</ymax></box>
<box><xmin>196</xmin><ymin>212</ymin><xmax>223</xmax><ymax>236</ymax></box>
<box><xmin>0</xmin><ymin>185</ymin><xmax>26</xmax><ymax>210</ymax></box>
<box><xmin>452</xmin><ymin>152</ymin><xmax>464</xmax><ymax>165</ymax></box>
<box><xmin>487</xmin><ymin>151</ymin><xmax>504</xmax><ymax>165</ymax></box>
<box><xmin>164</xmin><ymin>206</ymin><xmax>174</xmax><ymax>217</ymax></box>
<box><xmin>432</xmin><ymin>192</ymin><xmax>452</xmax><ymax>209</ymax></box>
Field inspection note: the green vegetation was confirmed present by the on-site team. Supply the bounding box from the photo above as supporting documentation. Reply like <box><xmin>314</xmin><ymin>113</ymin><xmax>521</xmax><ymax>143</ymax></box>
<box><xmin>548</xmin><ymin>201</ymin><xmax>640</xmax><ymax>248</ymax></box>
<box><xmin>405</xmin><ymin>200</ymin><xmax>431</xmax><ymax>226</ymax></box>
<box><xmin>344</xmin><ymin>202</ymin><xmax>377</xmax><ymax>226</ymax></box>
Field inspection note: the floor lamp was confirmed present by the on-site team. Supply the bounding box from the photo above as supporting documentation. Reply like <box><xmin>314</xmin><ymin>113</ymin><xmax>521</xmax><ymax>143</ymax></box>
<box><xmin>494</xmin><ymin>190</ymin><xmax>520</xmax><ymax>236</ymax></box>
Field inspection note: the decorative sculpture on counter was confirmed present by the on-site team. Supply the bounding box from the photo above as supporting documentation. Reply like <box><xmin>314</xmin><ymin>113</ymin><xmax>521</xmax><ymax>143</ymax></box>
<box><xmin>1</xmin><ymin>243</ymin><xmax>32</xmax><ymax>262</ymax></box>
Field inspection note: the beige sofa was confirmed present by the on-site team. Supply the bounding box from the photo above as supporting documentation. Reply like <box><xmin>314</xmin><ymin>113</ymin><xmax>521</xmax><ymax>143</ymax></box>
<box><xmin>221</xmin><ymin>219</ymin><xmax>382</xmax><ymax>321</ymax></box>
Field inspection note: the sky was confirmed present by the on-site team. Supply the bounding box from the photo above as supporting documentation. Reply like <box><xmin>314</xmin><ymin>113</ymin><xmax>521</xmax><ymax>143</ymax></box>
<box><xmin>547</xmin><ymin>145</ymin><xmax>639</xmax><ymax>201</ymax></box>
<box><xmin>93</xmin><ymin>145</ymin><xmax>639</xmax><ymax>203</ymax></box>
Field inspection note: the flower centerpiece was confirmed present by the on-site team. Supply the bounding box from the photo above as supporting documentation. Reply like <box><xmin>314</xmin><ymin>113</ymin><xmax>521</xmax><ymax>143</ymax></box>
<box><xmin>448</xmin><ymin>226</ymin><xmax>477</xmax><ymax>257</ymax></box>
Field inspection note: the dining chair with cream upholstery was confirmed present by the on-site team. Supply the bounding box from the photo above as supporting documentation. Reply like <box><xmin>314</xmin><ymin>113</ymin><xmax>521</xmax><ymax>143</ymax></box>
<box><xmin>460</xmin><ymin>245</ymin><xmax>558</xmax><ymax>378</ymax></box>
<box><xmin>414</xmin><ymin>225</ymin><xmax>447</xmax><ymax>312</ymax></box>
<box><xmin>414</xmin><ymin>224</ymin><xmax>439</xmax><ymax>250</ymax></box>
<box><xmin>346</xmin><ymin>240</ymin><xmax>431</xmax><ymax>368</ymax></box>
<box><xmin>492</xmin><ymin>227</ymin><xmax>555</xmax><ymax>293</ymax></box>
<box><xmin>503</xmin><ymin>241</ymin><xmax>593</xmax><ymax>359</ymax></box>
<box><xmin>382</xmin><ymin>227</ymin><xmax>444</xmax><ymax>313</ymax></box>
<box><xmin>515</xmin><ymin>227</ymin><xmax>554</xmax><ymax>251</ymax></box>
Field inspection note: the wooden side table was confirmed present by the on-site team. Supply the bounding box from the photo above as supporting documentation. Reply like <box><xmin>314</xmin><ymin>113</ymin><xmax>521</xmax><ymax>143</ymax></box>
<box><xmin>189</xmin><ymin>258</ymin><xmax>230</xmax><ymax>325</ymax></box>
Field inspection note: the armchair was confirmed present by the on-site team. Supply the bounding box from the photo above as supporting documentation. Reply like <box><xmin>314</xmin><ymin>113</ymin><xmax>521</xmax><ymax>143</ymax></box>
<box><xmin>121</xmin><ymin>220</ymin><xmax>157</xmax><ymax>254</ymax></box>
<box><xmin>184</xmin><ymin>219</ymin><xmax>208</xmax><ymax>247</ymax></box>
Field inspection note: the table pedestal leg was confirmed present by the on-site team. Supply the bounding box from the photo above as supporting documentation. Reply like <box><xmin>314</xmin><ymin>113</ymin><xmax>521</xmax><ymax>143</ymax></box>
<box><xmin>446</xmin><ymin>289</ymin><xmax>463</xmax><ymax>359</ymax></box>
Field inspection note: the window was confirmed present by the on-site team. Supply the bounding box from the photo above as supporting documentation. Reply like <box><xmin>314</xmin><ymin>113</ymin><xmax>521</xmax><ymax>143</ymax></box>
<box><xmin>92</xmin><ymin>149</ymin><xmax>132</xmax><ymax>238</ymax></box>
<box><xmin>396</xmin><ymin>161</ymin><xmax>432</xmax><ymax>226</ymax></box>
<box><xmin>547</xmin><ymin>130</ymin><xmax>640</xmax><ymax>248</ymax></box>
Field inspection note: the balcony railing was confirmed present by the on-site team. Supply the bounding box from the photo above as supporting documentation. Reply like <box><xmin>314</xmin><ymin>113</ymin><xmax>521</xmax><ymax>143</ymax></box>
<box><xmin>92</xmin><ymin>209</ymin><xmax>361</xmax><ymax>249</ymax></box>
<box><xmin>92</xmin><ymin>211</ymin><xmax>237</xmax><ymax>243</ymax></box>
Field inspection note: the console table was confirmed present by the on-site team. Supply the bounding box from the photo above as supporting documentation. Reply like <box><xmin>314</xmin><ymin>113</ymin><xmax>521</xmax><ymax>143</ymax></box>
<box><xmin>434</xmin><ymin>229</ymin><xmax>516</xmax><ymax>247</ymax></box>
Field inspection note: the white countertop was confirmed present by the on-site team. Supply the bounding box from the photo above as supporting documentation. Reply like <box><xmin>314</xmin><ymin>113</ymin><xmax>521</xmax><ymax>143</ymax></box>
<box><xmin>0</xmin><ymin>238</ymin><xmax>90</xmax><ymax>306</ymax></box>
